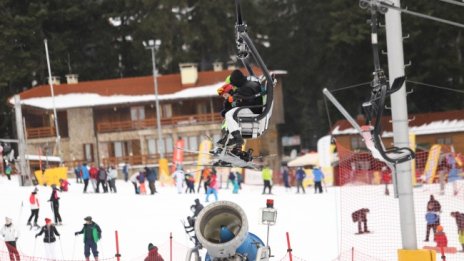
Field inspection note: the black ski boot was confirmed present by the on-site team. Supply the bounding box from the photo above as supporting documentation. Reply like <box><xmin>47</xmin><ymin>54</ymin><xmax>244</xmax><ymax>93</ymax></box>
<box><xmin>227</xmin><ymin>130</ymin><xmax>244</xmax><ymax>147</ymax></box>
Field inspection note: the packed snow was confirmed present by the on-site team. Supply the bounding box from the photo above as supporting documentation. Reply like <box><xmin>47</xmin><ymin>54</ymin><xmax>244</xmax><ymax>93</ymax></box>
<box><xmin>0</xmin><ymin>174</ymin><xmax>463</xmax><ymax>260</ymax></box>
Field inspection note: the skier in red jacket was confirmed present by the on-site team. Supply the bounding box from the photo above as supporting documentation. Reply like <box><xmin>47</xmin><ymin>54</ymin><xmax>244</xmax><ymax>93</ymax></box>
<box><xmin>434</xmin><ymin>225</ymin><xmax>448</xmax><ymax>248</ymax></box>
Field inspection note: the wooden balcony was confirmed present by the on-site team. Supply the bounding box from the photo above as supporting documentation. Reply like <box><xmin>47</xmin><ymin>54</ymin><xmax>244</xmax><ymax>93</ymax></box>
<box><xmin>97</xmin><ymin>113</ymin><xmax>223</xmax><ymax>133</ymax></box>
<box><xmin>102</xmin><ymin>153</ymin><xmax>198</xmax><ymax>166</ymax></box>
<box><xmin>26</xmin><ymin>126</ymin><xmax>56</xmax><ymax>139</ymax></box>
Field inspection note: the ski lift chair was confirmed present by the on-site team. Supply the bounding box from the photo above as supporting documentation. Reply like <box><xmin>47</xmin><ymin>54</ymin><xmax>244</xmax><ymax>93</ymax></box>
<box><xmin>361</xmin><ymin>76</ymin><xmax>415</xmax><ymax>165</ymax></box>
<box><xmin>232</xmin><ymin>0</ymin><xmax>276</xmax><ymax>139</ymax></box>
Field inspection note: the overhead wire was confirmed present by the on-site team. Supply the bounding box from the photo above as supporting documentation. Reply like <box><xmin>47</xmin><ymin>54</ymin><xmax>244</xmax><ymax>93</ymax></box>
<box><xmin>359</xmin><ymin>0</ymin><xmax>464</xmax><ymax>29</ymax></box>
<box><xmin>437</xmin><ymin>0</ymin><xmax>464</xmax><ymax>8</ymax></box>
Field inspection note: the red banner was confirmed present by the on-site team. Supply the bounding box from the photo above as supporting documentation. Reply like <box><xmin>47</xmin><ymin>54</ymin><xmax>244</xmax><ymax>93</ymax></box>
<box><xmin>171</xmin><ymin>138</ymin><xmax>185</xmax><ymax>172</ymax></box>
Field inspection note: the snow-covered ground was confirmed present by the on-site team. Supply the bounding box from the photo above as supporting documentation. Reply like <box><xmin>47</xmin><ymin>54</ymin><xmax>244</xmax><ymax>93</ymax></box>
<box><xmin>0</xmin><ymin>175</ymin><xmax>462</xmax><ymax>261</ymax></box>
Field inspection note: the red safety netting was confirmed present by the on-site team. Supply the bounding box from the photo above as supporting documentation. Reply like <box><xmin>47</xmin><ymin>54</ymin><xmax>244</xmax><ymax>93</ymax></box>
<box><xmin>335</xmin><ymin>138</ymin><xmax>464</xmax><ymax>261</ymax></box>
<box><xmin>0</xmin><ymin>237</ymin><xmax>192</xmax><ymax>261</ymax></box>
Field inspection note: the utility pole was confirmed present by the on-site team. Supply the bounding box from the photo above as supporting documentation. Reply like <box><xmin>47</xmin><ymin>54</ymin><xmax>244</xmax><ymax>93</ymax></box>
<box><xmin>44</xmin><ymin>39</ymin><xmax>62</xmax><ymax>162</ymax></box>
<box><xmin>14</xmin><ymin>95</ymin><xmax>32</xmax><ymax>186</ymax></box>
<box><xmin>385</xmin><ymin>0</ymin><xmax>417</xmax><ymax>249</ymax></box>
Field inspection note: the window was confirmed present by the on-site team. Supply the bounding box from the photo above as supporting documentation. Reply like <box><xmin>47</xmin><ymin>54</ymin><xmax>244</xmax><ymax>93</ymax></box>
<box><xmin>437</xmin><ymin>137</ymin><xmax>452</xmax><ymax>145</ymax></box>
<box><xmin>147</xmin><ymin>139</ymin><xmax>156</xmax><ymax>155</ymax></box>
<box><xmin>147</xmin><ymin>138</ymin><xmax>168</xmax><ymax>155</ymax></box>
<box><xmin>83</xmin><ymin>144</ymin><xmax>94</xmax><ymax>162</ymax></box>
<box><xmin>165</xmin><ymin>136</ymin><xmax>173</xmax><ymax>153</ymax></box>
<box><xmin>351</xmin><ymin>137</ymin><xmax>366</xmax><ymax>150</ymax></box>
<box><xmin>188</xmin><ymin>136</ymin><xmax>198</xmax><ymax>151</ymax></box>
<box><xmin>196</xmin><ymin>102</ymin><xmax>208</xmax><ymax>114</ymax></box>
<box><xmin>114</xmin><ymin>141</ymin><xmax>125</xmax><ymax>157</ymax></box>
<box><xmin>161</xmin><ymin>104</ymin><xmax>172</xmax><ymax>118</ymax></box>
<box><xmin>131</xmin><ymin>106</ymin><xmax>145</xmax><ymax>121</ymax></box>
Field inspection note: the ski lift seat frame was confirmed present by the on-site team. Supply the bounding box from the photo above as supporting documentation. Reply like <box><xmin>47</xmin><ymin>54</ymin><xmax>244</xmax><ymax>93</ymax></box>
<box><xmin>231</xmin><ymin>0</ymin><xmax>276</xmax><ymax>139</ymax></box>
<box><xmin>360</xmin><ymin>125</ymin><xmax>415</xmax><ymax>165</ymax></box>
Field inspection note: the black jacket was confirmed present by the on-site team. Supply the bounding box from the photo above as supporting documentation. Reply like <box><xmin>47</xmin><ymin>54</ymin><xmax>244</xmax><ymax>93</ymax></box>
<box><xmin>234</xmin><ymin>81</ymin><xmax>262</xmax><ymax>114</ymax></box>
<box><xmin>36</xmin><ymin>225</ymin><xmax>60</xmax><ymax>243</ymax></box>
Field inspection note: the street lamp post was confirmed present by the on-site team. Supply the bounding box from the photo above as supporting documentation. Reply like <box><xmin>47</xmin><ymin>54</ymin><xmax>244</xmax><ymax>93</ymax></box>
<box><xmin>143</xmin><ymin>39</ymin><xmax>164</xmax><ymax>158</ymax></box>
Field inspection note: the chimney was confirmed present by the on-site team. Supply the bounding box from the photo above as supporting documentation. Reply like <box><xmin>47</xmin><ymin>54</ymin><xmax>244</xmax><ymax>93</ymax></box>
<box><xmin>48</xmin><ymin>76</ymin><xmax>61</xmax><ymax>85</ymax></box>
<box><xmin>65</xmin><ymin>74</ymin><xmax>79</xmax><ymax>84</ymax></box>
<box><xmin>212</xmin><ymin>62</ymin><xmax>223</xmax><ymax>72</ymax></box>
<box><xmin>227</xmin><ymin>61</ymin><xmax>237</xmax><ymax>70</ymax></box>
<box><xmin>179</xmin><ymin>63</ymin><xmax>198</xmax><ymax>85</ymax></box>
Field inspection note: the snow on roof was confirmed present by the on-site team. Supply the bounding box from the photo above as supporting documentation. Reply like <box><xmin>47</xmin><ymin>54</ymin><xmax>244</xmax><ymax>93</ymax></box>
<box><xmin>332</xmin><ymin>119</ymin><xmax>464</xmax><ymax>137</ymax></box>
<box><xmin>16</xmin><ymin>82</ymin><xmax>224</xmax><ymax>110</ymax></box>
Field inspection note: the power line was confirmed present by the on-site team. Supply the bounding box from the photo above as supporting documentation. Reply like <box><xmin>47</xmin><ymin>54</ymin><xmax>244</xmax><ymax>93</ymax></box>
<box><xmin>360</xmin><ymin>0</ymin><xmax>464</xmax><ymax>29</ymax></box>
<box><xmin>438</xmin><ymin>0</ymin><xmax>464</xmax><ymax>8</ymax></box>
<box><xmin>407</xmin><ymin>80</ymin><xmax>464</xmax><ymax>94</ymax></box>
<box><xmin>329</xmin><ymin>82</ymin><xmax>371</xmax><ymax>93</ymax></box>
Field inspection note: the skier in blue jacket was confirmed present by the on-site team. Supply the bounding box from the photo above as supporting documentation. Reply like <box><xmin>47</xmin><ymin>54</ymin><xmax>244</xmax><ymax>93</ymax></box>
<box><xmin>312</xmin><ymin>166</ymin><xmax>325</xmax><ymax>194</ymax></box>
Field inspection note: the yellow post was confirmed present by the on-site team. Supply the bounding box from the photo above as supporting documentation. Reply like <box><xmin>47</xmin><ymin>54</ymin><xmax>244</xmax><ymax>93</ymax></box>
<box><xmin>158</xmin><ymin>158</ymin><xmax>171</xmax><ymax>185</ymax></box>
<box><xmin>398</xmin><ymin>249</ymin><xmax>436</xmax><ymax>261</ymax></box>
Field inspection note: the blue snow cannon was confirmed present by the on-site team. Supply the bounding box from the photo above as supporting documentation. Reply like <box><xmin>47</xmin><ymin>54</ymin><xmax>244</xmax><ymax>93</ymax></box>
<box><xmin>194</xmin><ymin>201</ymin><xmax>270</xmax><ymax>261</ymax></box>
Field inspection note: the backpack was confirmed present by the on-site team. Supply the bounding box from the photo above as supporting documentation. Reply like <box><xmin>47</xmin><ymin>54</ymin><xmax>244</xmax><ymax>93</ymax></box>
<box><xmin>29</xmin><ymin>194</ymin><xmax>36</xmax><ymax>204</ymax></box>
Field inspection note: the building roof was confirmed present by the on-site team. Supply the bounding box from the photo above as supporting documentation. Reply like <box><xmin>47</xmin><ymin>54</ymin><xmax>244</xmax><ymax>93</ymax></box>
<box><xmin>331</xmin><ymin>110</ymin><xmax>464</xmax><ymax>137</ymax></box>
<box><xmin>12</xmin><ymin>68</ymin><xmax>287</xmax><ymax>110</ymax></box>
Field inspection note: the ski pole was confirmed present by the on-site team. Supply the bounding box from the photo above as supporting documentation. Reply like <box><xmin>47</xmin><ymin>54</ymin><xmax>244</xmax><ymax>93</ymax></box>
<box><xmin>59</xmin><ymin>236</ymin><xmax>65</xmax><ymax>260</ymax></box>
<box><xmin>72</xmin><ymin>235</ymin><xmax>77</xmax><ymax>259</ymax></box>
<box><xmin>32</xmin><ymin>237</ymin><xmax>37</xmax><ymax>261</ymax></box>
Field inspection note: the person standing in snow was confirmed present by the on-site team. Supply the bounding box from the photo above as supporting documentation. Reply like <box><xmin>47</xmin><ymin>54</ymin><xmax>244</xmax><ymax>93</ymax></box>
<box><xmin>107</xmin><ymin>165</ymin><xmax>118</xmax><ymax>193</ymax></box>
<box><xmin>434</xmin><ymin>225</ymin><xmax>448</xmax><ymax>248</ymax></box>
<box><xmin>36</xmin><ymin>218</ymin><xmax>60</xmax><ymax>260</ymax></box>
<box><xmin>96</xmin><ymin>165</ymin><xmax>108</xmax><ymax>193</ymax></box>
<box><xmin>75</xmin><ymin>216</ymin><xmax>102</xmax><ymax>261</ymax></box>
<box><xmin>27</xmin><ymin>187</ymin><xmax>40</xmax><ymax>229</ymax></box>
<box><xmin>122</xmin><ymin>163</ymin><xmax>129</xmax><ymax>182</ymax></box>
<box><xmin>81</xmin><ymin>163</ymin><xmax>91</xmax><ymax>193</ymax></box>
<box><xmin>145</xmin><ymin>166</ymin><xmax>157</xmax><ymax>195</ymax></box>
<box><xmin>262</xmin><ymin>166</ymin><xmax>273</xmax><ymax>194</ymax></box>
<box><xmin>205</xmin><ymin>172</ymin><xmax>219</xmax><ymax>202</ymax></box>
<box><xmin>312</xmin><ymin>166</ymin><xmax>325</xmax><ymax>194</ymax></box>
<box><xmin>74</xmin><ymin>163</ymin><xmax>83</xmax><ymax>183</ymax></box>
<box><xmin>49</xmin><ymin>185</ymin><xmax>62</xmax><ymax>225</ymax></box>
<box><xmin>295</xmin><ymin>167</ymin><xmax>306</xmax><ymax>194</ymax></box>
<box><xmin>451</xmin><ymin>211</ymin><xmax>464</xmax><ymax>252</ymax></box>
<box><xmin>129</xmin><ymin>172</ymin><xmax>140</xmax><ymax>194</ymax></box>
<box><xmin>281</xmin><ymin>165</ymin><xmax>291</xmax><ymax>191</ymax></box>
<box><xmin>172</xmin><ymin>165</ymin><xmax>185</xmax><ymax>194</ymax></box>
<box><xmin>1</xmin><ymin>217</ymin><xmax>20</xmax><ymax>261</ymax></box>
<box><xmin>424</xmin><ymin>203</ymin><xmax>439</xmax><ymax>242</ymax></box>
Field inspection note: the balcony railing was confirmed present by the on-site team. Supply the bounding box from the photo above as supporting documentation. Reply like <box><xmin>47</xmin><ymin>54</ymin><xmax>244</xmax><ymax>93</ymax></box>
<box><xmin>97</xmin><ymin>113</ymin><xmax>223</xmax><ymax>133</ymax></box>
<box><xmin>102</xmin><ymin>153</ymin><xmax>198</xmax><ymax>166</ymax></box>
<box><xmin>26</xmin><ymin>126</ymin><xmax>56</xmax><ymax>139</ymax></box>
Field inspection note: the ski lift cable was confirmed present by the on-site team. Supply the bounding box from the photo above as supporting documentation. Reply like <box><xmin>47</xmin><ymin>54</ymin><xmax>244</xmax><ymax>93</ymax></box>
<box><xmin>407</xmin><ymin>80</ymin><xmax>464</xmax><ymax>94</ymax></box>
<box><xmin>329</xmin><ymin>82</ymin><xmax>371</xmax><ymax>93</ymax></box>
<box><xmin>438</xmin><ymin>0</ymin><xmax>464</xmax><ymax>8</ymax></box>
<box><xmin>359</xmin><ymin>0</ymin><xmax>464</xmax><ymax>29</ymax></box>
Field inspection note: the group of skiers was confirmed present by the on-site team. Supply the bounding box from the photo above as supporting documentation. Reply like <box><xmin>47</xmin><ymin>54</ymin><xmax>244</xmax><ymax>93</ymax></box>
<box><xmin>289</xmin><ymin>166</ymin><xmax>325</xmax><ymax>194</ymax></box>
<box><xmin>1</xmin><ymin>212</ymin><xmax>102</xmax><ymax>261</ymax></box>
<box><xmin>75</xmin><ymin>163</ymin><xmax>118</xmax><ymax>194</ymax></box>
<box><xmin>424</xmin><ymin>195</ymin><xmax>464</xmax><ymax>252</ymax></box>
<box><xmin>129</xmin><ymin>166</ymin><xmax>158</xmax><ymax>195</ymax></box>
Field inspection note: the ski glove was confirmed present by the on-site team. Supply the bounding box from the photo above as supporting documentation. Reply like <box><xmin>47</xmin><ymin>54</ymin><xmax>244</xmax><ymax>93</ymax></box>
<box><xmin>75</xmin><ymin>232</ymin><xmax>80</xmax><ymax>236</ymax></box>
<box><xmin>35</xmin><ymin>234</ymin><xmax>38</xmax><ymax>238</ymax></box>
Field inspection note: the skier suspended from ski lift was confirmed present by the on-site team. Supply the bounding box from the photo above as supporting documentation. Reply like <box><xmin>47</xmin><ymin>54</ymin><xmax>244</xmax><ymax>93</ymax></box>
<box><xmin>215</xmin><ymin>69</ymin><xmax>262</xmax><ymax>160</ymax></box>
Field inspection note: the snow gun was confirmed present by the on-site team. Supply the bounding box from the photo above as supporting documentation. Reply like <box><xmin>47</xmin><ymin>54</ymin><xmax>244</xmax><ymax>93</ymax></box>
<box><xmin>185</xmin><ymin>200</ymin><xmax>271</xmax><ymax>261</ymax></box>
